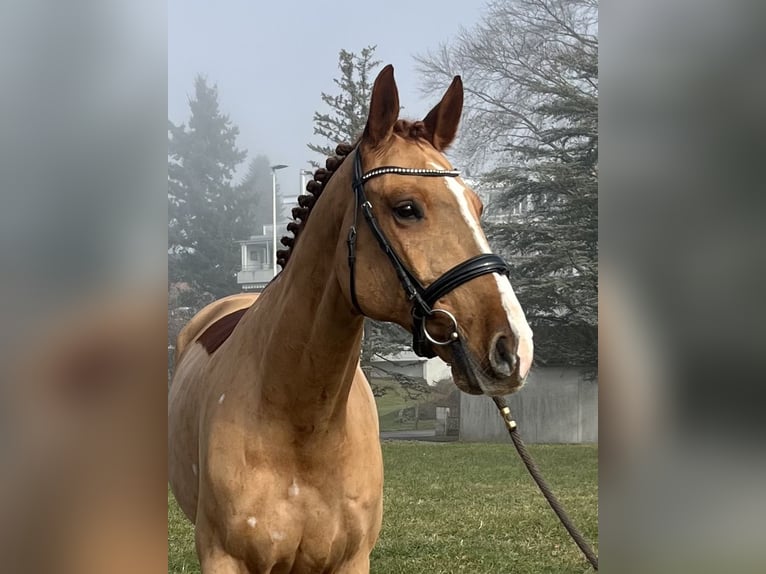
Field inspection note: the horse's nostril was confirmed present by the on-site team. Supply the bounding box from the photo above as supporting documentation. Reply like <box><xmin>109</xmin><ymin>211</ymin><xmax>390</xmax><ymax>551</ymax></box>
<box><xmin>490</xmin><ymin>334</ymin><xmax>517</xmax><ymax>378</ymax></box>
<box><xmin>496</xmin><ymin>336</ymin><xmax>511</xmax><ymax>362</ymax></box>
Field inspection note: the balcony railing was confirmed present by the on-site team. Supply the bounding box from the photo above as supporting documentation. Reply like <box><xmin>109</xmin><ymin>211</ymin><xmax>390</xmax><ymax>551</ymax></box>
<box><xmin>237</xmin><ymin>264</ymin><xmax>274</xmax><ymax>286</ymax></box>
<box><xmin>240</xmin><ymin>263</ymin><xmax>271</xmax><ymax>272</ymax></box>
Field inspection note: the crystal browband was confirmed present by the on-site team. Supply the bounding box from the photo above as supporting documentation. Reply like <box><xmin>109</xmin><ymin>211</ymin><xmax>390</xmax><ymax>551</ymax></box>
<box><xmin>360</xmin><ymin>166</ymin><xmax>460</xmax><ymax>182</ymax></box>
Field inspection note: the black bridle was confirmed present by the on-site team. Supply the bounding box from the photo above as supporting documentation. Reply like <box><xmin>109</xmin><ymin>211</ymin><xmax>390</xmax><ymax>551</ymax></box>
<box><xmin>346</xmin><ymin>148</ymin><xmax>511</xmax><ymax>358</ymax></box>
<box><xmin>345</xmin><ymin>149</ymin><xmax>598</xmax><ymax>571</ymax></box>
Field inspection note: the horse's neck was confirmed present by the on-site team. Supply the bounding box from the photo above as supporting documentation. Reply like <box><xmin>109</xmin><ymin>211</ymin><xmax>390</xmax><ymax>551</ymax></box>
<box><xmin>239</xmin><ymin>168</ymin><xmax>363</xmax><ymax>430</ymax></box>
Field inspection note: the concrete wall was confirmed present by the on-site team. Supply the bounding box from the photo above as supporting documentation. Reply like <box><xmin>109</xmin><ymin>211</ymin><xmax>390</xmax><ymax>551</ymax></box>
<box><xmin>460</xmin><ymin>367</ymin><xmax>597</xmax><ymax>443</ymax></box>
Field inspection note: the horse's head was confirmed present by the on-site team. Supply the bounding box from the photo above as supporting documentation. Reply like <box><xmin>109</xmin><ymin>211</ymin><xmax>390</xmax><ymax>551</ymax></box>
<box><xmin>334</xmin><ymin>65</ymin><xmax>533</xmax><ymax>396</ymax></box>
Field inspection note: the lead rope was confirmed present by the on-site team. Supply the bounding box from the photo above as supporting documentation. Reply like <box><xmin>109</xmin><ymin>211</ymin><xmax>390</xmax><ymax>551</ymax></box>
<box><xmin>492</xmin><ymin>396</ymin><xmax>599</xmax><ymax>571</ymax></box>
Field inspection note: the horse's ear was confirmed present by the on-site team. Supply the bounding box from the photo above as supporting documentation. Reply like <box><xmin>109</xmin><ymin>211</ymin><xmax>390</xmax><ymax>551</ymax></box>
<box><xmin>422</xmin><ymin>75</ymin><xmax>463</xmax><ymax>151</ymax></box>
<box><xmin>363</xmin><ymin>65</ymin><xmax>400</xmax><ymax>147</ymax></box>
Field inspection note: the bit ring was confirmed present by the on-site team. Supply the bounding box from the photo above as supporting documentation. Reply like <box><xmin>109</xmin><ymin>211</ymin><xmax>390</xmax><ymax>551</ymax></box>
<box><xmin>423</xmin><ymin>308</ymin><xmax>460</xmax><ymax>346</ymax></box>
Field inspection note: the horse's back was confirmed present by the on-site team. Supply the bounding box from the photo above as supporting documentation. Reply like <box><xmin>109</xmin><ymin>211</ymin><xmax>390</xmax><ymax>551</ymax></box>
<box><xmin>174</xmin><ymin>293</ymin><xmax>259</xmax><ymax>364</ymax></box>
<box><xmin>169</xmin><ymin>292</ymin><xmax>258</xmax><ymax>521</ymax></box>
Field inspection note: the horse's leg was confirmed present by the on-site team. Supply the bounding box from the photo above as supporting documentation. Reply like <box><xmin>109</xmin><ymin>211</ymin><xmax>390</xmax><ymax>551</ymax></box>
<box><xmin>198</xmin><ymin>546</ymin><xmax>248</xmax><ymax>573</ymax></box>
<box><xmin>336</xmin><ymin>553</ymin><xmax>371</xmax><ymax>574</ymax></box>
<box><xmin>199</xmin><ymin>552</ymin><xmax>248</xmax><ymax>574</ymax></box>
<box><xmin>195</xmin><ymin>525</ymin><xmax>248</xmax><ymax>574</ymax></box>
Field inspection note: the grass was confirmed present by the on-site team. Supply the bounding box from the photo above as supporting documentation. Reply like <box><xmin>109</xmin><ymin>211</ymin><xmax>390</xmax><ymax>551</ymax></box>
<box><xmin>168</xmin><ymin>491</ymin><xmax>198</xmax><ymax>574</ymax></box>
<box><xmin>374</xmin><ymin>386</ymin><xmax>410</xmax><ymax>417</ymax></box>
<box><xmin>168</xmin><ymin>442</ymin><xmax>598</xmax><ymax>573</ymax></box>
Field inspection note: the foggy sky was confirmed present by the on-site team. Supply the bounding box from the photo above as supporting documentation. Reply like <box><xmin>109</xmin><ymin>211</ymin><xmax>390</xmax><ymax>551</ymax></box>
<box><xmin>169</xmin><ymin>0</ymin><xmax>484</xmax><ymax>191</ymax></box>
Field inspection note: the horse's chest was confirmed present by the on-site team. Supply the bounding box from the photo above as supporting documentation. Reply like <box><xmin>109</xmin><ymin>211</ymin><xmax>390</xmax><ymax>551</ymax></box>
<box><xmin>223</xmin><ymin>473</ymin><xmax>379</xmax><ymax>572</ymax></box>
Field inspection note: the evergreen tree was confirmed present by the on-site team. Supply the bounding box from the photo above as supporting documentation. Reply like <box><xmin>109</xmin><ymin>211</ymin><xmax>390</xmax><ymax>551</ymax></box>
<box><xmin>168</xmin><ymin>75</ymin><xmax>249</xmax><ymax>301</ymax></box>
<box><xmin>417</xmin><ymin>0</ymin><xmax>598</xmax><ymax>368</ymax></box>
<box><xmin>308</xmin><ymin>46</ymin><xmax>426</xmax><ymax>397</ymax></box>
<box><xmin>308</xmin><ymin>45</ymin><xmax>381</xmax><ymax>160</ymax></box>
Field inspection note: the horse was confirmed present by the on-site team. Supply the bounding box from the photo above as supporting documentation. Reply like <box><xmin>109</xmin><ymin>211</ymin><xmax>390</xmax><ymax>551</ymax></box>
<box><xmin>168</xmin><ymin>64</ymin><xmax>533</xmax><ymax>574</ymax></box>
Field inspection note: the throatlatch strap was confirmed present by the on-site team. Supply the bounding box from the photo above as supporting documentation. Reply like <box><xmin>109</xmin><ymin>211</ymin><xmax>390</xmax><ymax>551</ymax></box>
<box><xmin>347</xmin><ymin>226</ymin><xmax>361</xmax><ymax>313</ymax></box>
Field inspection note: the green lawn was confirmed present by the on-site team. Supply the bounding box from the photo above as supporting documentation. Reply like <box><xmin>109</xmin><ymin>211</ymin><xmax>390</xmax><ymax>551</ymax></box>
<box><xmin>168</xmin><ymin>442</ymin><xmax>598</xmax><ymax>573</ymax></box>
<box><xmin>168</xmin><ymin>490</ymin><xmax>197</xmax><ymax>574</ymax></box>
<box><xmin>374</xmin><ymin>386</ymin><xmax>410</xmax><ymax>417</ymax></box>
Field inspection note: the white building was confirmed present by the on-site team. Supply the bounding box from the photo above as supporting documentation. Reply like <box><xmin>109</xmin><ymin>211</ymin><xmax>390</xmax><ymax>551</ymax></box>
<box><xmin>236</xmin><ymin>170</ymin><xmax>313</xmax><ymax>292</ymax></box>
<box><xmin>236</xmin><ymin>224</ymin><xmax>279</xmax><ymax>292</ymax></box>
<box><xmin>236</xmin><ymin>196</ymin><xmax>302</xmax><ymax>292</ymax></box>
<box><xmin>367</xmin><ymin>350</ymin><xmax>451</xmax><ymax>386</ymax></box>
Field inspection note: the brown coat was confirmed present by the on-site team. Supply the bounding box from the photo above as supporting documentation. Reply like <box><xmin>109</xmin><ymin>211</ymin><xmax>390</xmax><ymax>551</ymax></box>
<box><xmin>168</xmin><ymin>65</ymin><xmax>533</xmax><ymax>574</ymax></box>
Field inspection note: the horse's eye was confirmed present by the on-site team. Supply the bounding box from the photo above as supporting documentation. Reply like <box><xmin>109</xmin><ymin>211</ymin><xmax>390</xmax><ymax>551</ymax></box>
<box><xmin>393</xmin><ymin>201</ymin><xmax>422</xmax><ymax>220</ymax></box>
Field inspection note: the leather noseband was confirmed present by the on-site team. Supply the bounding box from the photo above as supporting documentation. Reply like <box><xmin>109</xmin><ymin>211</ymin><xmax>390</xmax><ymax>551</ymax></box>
<box><xmin>346</xmin><ymin>149</ymin><xmax>510</xmax><ymax>358</ymax></box>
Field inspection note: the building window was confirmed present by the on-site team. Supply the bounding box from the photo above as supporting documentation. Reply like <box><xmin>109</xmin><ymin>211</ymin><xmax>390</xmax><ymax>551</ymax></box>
<box><xmin>249</xmin><ymin>247</ymin><xmax>266</xmax><ymax>265</ymax></box>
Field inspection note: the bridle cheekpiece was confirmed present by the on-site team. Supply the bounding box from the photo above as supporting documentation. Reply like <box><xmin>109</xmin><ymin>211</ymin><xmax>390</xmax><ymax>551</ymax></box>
<box><xmin>346</xmin><ymin>148</ymin><xmax>511</xmax><ymax>358</ymax></box>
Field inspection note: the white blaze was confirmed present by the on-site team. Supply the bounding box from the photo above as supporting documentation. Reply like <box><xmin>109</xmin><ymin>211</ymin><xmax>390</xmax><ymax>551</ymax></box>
<box><xmin>288</xmin><ymin>478</ymin><xmax>300</xmax><ymax>497</ymax></box>
<box><xmin>247</xmin><ymin>516</ymin><xmax>257</xmax><ymax>528</ymax></box>
<box><xmin>218</xmin><ymin>393</ymin><xmax>225</xmax><ymax>404</ymax></box>
<box><xmin>431</xmin><ymin>162</ymin><xmax>534</xmax><ymax>379</ymax></box>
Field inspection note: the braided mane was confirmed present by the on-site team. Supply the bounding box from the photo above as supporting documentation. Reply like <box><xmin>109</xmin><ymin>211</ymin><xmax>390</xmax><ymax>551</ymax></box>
<box><xmin>277</xmin><ymin>121</ymin><xmax>433</xmax><ymax>270</ymax></box>
<box><xmin>276</xmin><ymin>142</ymin><xmax>354</xmax><ymax>269</ymax></box>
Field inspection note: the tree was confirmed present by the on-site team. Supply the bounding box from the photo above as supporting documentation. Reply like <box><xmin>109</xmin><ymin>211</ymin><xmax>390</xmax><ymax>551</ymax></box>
<box><xmin>307</xmin><ymin>45</ymin><xmax>381</xmax><ymax>161</ymax></box>
<box><xmin>168</xmin><ymin>75</ymin><xmax>250</xmax><ymax>301</ymax></box>
<box><xmin>416</xmin><ymin>0</ymin><xmax>598</xmax><ymax>368</ymax></box>
<box><xmin>307</xmin><ymin>46</ymin><xmax>429</xmax><ymax>397</ymax></box>
<box><xmin>237</xmin><ymin>154</ymin><xmax>284</xmax><ymax>234</ymax></box>
<box><xmin>360</xmin><ymin>321</ymin><xmax>431</xmax><ymax>401</ymax></box>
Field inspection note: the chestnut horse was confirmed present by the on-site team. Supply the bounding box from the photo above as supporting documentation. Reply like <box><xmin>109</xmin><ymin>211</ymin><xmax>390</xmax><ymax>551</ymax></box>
<box><xmin>168</xmin><ymin>65</ymin><xmax>533</xmax><ymax>573</ymax></box>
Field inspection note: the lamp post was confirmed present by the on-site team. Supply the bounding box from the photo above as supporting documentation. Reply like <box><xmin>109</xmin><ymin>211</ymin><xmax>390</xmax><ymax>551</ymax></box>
<box><xmin>270</xmin><ymin>164</ymin><xmax>288</xmax><ymax>276</ymax></box>
<box><xmin>299</xmin><ymin>168</ymin><xmax>313</xmax><ymax>197</ymax></box>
